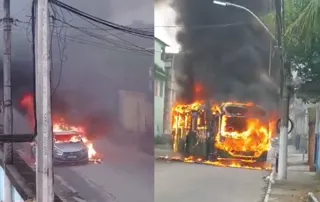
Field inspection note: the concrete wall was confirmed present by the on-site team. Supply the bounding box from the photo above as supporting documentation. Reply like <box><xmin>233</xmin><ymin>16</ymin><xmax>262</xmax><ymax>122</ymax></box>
<box><xmin>154</xmin><ymin>39</ymin><xmax>165</xmax><ymax>68</ymax></box>
<box><xmin>118</xmin><ymin>90</ymin><xmax>152</xmax><ymax>134</ymax></box>
<box><xmin>154</xmin><ymin>39</ymin><xmax>167</xmax><ymax>136</ymax></box>
<box><xmin>154</xmin><ymin>96</ymin><xmax>164</xmax><ymax>136</ymax></box>
<box><xmin>0</xmin><ymin>167</ymin><xmax>23</xmax><ymax>201</ymax></box>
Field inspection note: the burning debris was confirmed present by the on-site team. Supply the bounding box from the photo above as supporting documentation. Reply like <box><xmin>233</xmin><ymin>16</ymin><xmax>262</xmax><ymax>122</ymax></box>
<box><xmin>156</xmin><ymin>155</ymin><xmax>272</xmax><ymax>171</ymax></box>
<box><xmin>20</xmin><ymin>93</ymin><xmax>102</xmax><ymax>164</ymax></box>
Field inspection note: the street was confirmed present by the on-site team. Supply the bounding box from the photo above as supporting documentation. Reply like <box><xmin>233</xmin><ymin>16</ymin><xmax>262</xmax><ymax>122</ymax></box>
<box><xmin>155</xmin><ymin>161</ymin><xmax>269</xmax><ymax>202</ymax></box>
<box><xmin>17</xmin><ymin>137</ymin><xmax>154</xmax><ymax>202</ymax></box>
<box><xmin>55</xmin><ymin>138</ymin><xmax>154</xmax><ymax>202</ymax></box>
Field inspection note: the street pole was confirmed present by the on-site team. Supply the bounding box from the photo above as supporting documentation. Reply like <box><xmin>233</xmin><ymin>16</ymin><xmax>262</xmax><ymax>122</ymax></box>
<box><xmin>213</xmin><ymin>0</ymin><xmax>290</xmax><ymax>178</ymax></box>
<box><xmin>213</xmin><ymin>1</ymin><xmax>276</xmax><ymax>41</ymax></box>
<box><xmin>274</xmin><ymin>0</ymin><xmax>291</xmax><ymax>180</ymax></box>
<box><xmin>36</xmin><ymin>0</ymin><xmax>54</xmax><ymax>201</ymax></box>
<box><xmin>2</xmin><ymin>0</ymin><xmax>13</xmax><ymax>201</ymax></box>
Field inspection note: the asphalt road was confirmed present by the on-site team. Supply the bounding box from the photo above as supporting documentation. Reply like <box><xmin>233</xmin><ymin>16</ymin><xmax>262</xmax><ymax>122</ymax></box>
<box><xmin>155</xmin><ymin>161</ymin><xmax>269</xmax><ymax>202</ymax></box>
<box><xmin>54</xmin><ymin>138</ymin><xmax>154</xmax><ymax>202</ymax></box>
<box><xmin>17</xmin><ymin>137</ymin><xmax>154</xmax><ymax>202</ymax></box>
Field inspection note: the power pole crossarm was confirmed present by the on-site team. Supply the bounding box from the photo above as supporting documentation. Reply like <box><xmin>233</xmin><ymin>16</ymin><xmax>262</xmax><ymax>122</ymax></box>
<box><xmin>2</xmin><ymin>0</ymin><xmax>14</xmax><ymax>201</ymax></box>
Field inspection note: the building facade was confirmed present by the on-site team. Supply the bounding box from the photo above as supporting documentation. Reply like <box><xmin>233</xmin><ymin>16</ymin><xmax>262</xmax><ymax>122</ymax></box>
<box><xmin>154</xmin><ymin>38</ymin><xmax>168</xmax><ymax>136</ymax></box>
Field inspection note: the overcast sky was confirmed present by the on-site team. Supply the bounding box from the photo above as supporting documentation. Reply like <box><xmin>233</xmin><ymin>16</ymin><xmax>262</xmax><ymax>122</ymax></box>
<box><xmin>155</xmin><ymin>0</ymin><xmax>180</xmax><ymax>52</ymax></box>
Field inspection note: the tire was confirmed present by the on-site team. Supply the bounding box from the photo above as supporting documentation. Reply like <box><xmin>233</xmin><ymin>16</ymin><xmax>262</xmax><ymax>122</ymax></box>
<box><xmin>256</xmin><ymin>151</ymin><xmax>268</xmax><ymax>162</ymax></box>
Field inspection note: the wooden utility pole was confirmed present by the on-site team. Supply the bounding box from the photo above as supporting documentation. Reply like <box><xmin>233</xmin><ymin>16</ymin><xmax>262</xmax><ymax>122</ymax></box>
<box><xmin>2</xmin><ymin>0</ymin><xmax>13</xmax><ymax>201</ymax></box>
<box><xmin>36</xmin><ymin>0</ymin><xmax>54</xmax><ymax>201</ymax></box>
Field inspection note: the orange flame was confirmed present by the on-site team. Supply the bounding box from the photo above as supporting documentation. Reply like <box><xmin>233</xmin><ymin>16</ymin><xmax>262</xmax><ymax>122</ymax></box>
<box><xmin>171</xmin><ymin>100</ymin><xmax>273</xmax><ymax>168</ymax></box>
<box><xmin>20</xmin><ymin>93</ymin><xmax>102</xmax><ymax>163</ymax></box>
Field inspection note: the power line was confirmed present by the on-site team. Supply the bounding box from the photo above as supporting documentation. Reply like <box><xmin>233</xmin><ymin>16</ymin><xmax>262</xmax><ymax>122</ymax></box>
<box><xmin>13</xmin><ymin>22</ymin><xmax>153</xmax><ymax>56</ymax></box>
<box><xmin>55</xmin><ymin>16</ymin><xmax>153</xmax><ymax>54</ymax></box>
<box><xmin>154</xmin><ymin>22</ymin><xmax>247</xmax><ymax>29</ymax></box>
<box><xmin>50</xmin><ymin>0</ymin><xmax>154</xmax><ymax>38</ymax></box>
<box><xmin>52</xmin><ymin>17</ymin><xmax>153</xmax><ymax>55</ymax></box>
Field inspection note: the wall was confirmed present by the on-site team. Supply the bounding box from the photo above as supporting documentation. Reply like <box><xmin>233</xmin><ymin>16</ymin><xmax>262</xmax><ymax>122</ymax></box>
<box><xmin>118</xmin><ymin>90</ymin><xmax>150</xmax><ymax>134</ymax></box>
<box><xmin>0</xmin><ymin>166</ymin><xmax>23</xmax><ymax>201</ymax></box>
<box><xmin>154</xmin><ymin>39</ymin><xmax>167</xmax><ymax>136</ymax></box>
<box><xmin>154</xmin><ymin>95</ymin><xmax>164</xmax><ymax>136</ymax></box>
<box><xmin>154</xmin><ymin>40</ymin><xmax>165</xmax><ymax>68</ymax></box>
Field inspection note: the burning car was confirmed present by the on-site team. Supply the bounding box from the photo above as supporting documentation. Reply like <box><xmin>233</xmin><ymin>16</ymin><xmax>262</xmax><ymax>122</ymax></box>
<box><xmin>171</xmin><ymin>101</ymin><xmax>272</xmax><ymax>162</ymax></box>
<box><xmin>32</xmin><ymin>131</ymin><xmax>89</xmax><ymax>165</ymax></box>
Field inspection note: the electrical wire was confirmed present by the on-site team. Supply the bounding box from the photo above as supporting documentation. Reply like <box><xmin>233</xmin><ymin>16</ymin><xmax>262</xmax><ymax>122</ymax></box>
<box><xmin>52</xmin><ymin>17</ymin><xmax>153</xmax><ymax>55</ymax></box>
<box><xmin>49</xmin><ymin>4</ymin><xmax>68</xmax><ymax>97</ymax></box>
<box><xmin>75</xmin><ymin>15</ymin><xmax>153</xmax><ymax>54</ymax></box>
<box><xmin>13</xmin><ymin>22</ymin><xmax>153</xmax><ymax>56</ymax></box>
<box><xmin>50</xmin><ymin>0</ymin><xmax>154</xmax><ymax>38</ymax></box>
<box><xmin>31</xmin><ymin>0</ymin><xmax>37</xmax><ymax>137</ymax></box>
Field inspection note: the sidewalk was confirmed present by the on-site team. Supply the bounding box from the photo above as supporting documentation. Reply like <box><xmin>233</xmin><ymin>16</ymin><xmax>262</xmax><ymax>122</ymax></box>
<box><xmin>267</xmin><ymin>146</ymin><xmax>320</xmax><ymax>202</ymax></box>
<box><xmin>154</xmin><ymin>144</ymin><xmax>181</xmax><ymax>158</ymax></box>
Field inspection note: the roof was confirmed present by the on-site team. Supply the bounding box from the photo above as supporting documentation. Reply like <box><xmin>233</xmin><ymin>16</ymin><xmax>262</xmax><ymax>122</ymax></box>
<box><xmin>155</xmin><ymin>37</ymin><xmax>169</xmax><ymax>47</ymax></box>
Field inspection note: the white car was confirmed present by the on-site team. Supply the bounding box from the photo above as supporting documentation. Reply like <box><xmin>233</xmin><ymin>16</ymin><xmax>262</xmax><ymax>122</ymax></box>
<box><xmin>31</xmin><ymin>131</ymin><xmax>89</xmax><ymax>165</ymax></box>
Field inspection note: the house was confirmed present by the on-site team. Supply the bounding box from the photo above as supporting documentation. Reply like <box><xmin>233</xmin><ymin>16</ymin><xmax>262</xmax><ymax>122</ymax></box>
<box><xmin>154</xmin><ymin>38</ymin><xmax>169</xmax><ymax>136</ymax></box>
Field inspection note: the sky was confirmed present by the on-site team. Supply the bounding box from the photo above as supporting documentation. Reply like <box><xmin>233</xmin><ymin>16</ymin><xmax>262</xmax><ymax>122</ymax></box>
<box><xmin>155</xmin><ymin>0</ymin><xmax>180</xmax><ymax>53</ymax></box>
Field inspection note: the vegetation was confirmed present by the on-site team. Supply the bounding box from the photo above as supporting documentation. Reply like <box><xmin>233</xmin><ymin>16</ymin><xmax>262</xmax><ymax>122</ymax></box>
<box><xmin>264</xmin><ymin>0</ymin><xmax>320</xmax><ymax>102</ymax></box>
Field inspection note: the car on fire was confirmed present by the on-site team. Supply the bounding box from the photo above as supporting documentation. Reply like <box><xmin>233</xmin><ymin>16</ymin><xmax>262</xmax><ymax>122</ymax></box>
<box><xmin>171</xmin><ymin>101</ymin><xmax>271</xmax><ymax>162</ymax></box>
<box><xmin>31</xmin><ymin>131</ymin><xmax>89</xmax><ymax>165</ymax></box>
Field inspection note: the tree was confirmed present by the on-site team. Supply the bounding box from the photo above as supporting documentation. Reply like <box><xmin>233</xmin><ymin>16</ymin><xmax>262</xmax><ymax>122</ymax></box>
<box><xmin>264</xmin><ymin>0</ymin><xmax>320</xmax><ymax>102</ymax></box>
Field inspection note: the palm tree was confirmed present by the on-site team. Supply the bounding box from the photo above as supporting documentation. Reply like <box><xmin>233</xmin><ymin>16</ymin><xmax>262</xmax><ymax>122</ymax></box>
<box><xmin>285</xmin><ymin>0</ymin><xmax>320</xmax><ymax>48</ymax></box>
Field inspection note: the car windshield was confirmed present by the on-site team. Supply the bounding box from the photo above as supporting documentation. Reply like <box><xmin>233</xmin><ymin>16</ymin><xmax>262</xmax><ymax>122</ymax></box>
<box><xmin>54</xmin><ymin>134</ymin><xmax>82</xmax><ymax>143</ymax></box>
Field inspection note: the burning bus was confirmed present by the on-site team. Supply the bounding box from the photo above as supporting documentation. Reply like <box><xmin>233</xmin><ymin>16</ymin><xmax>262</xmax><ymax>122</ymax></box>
<box><xmin>171</xmin><ymin>101</ymin><xmax>272</xmax><ymax>162</ymax></box>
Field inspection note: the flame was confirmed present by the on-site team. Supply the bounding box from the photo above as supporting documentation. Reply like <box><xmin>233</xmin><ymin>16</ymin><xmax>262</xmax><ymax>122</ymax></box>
<box><xmin>52</xmin><ymin>119</ymin><xmax>102</xmax><ymax>163</ymax></box>
<box><xmin>157</xmin><ymin>156</ymin><xmax>272</xmax><ymax>171</ymax></box>
<box><xmin>216</xmin><ymin>115</ymin><xmax>271</xmax><ymax>158</ymax></box>
<box><xmin>20</xmin><ymin>93</ymin><xmax>35</xmax><ymax>127</ymax></box>
<box><xmin>20</xmin><ymin>93</ymin><xmax>102</xmax><ymax>163</ymax></box>
<box><xmin>171</xmin><ymin>100</ymin><xmax>273</xmax><ymax>169</ymax></box>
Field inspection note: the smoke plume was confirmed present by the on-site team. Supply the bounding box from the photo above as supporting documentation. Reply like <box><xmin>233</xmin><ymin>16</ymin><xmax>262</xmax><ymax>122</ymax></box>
<box><xmin>172</xmin><ymin>0</ymin><xmax>279</xmax><ymax>109</ymax></box>
<box><xmin>0</xmin><ymin>20</ymin><xmax>152</xmax><ymax>140</ymax></box>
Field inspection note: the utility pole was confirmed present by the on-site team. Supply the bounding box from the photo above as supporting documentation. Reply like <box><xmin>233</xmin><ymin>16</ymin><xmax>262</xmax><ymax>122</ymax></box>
<box><xmin>36</xmin><ymin>0</ymin><xmax>54</xmax><ymax>201</ymax></box>
<box><xmin>2</xmin><ymin>0</ymin><xmax>13</xmax><ymax>201</ymax></box>
<box><xmin>275</xmin><ymin>0</ymin><xmax>291</xmax><ymax>180</ymax></box>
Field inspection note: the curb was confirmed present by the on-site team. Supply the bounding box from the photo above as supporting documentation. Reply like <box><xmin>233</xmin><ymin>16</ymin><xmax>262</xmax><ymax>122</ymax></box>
<box><xmin>308</xmin><ymin>192</ymin><xmax>320</xmax><ymax>202</ymax></box>
<box><xmin>263</xmin><ymin>165</ymin><xmax>275</xmax><ymax>202</ymax></box>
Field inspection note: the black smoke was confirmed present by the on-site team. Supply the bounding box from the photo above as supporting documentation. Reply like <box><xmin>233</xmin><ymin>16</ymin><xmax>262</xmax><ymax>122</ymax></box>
<box><xmin>0</xmin><ymin>20</ymin><xmax>152</xmax><ymax>140</ymax></box>
<box><xmin>172</xmin><ymin>0</ymin><xmax>279</xmax><ymax>109</ymax></box>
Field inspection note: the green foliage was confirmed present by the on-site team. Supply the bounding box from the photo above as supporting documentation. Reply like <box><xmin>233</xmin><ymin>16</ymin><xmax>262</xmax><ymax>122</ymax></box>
<box><xmin>264</xmin><ymin>0</ymin><xmax>320</xmax><ymax>101</ymax></box>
